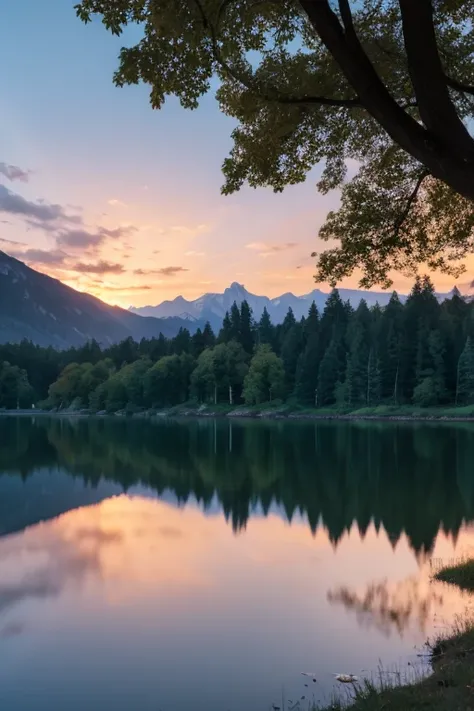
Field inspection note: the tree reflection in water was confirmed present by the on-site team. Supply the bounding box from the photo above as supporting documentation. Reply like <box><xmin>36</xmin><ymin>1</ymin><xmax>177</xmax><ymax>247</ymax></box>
<box><xmin>1</xmin><ymin>416</ymin><xmax>473</xmax><ymax>560</ymax></box>
<box><xmin>327</xmin><ymin>577</ymin><xmax>445</xmax><ymax>637</ymax></box>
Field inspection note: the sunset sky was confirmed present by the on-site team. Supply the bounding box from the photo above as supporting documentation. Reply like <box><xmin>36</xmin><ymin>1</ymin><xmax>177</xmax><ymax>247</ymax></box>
<box><xmin>0</xmin><ymin>1</ymin><xmax>468</xmax><ymax>307</ymax></box>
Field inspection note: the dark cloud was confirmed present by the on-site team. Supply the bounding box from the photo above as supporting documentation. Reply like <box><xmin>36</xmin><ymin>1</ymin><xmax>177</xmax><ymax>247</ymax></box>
<box><xmin>57</xmin><ymin>224</ymin><xmax>136</xmax><ymax>250</ymax></box>
<box><xmin>0</xmin><ymin>161</ymin><xmax>31</xmax><ymax>183</ymax></box>
<box><xmin>72</xmin><ymin>260</ymin><xmax>125</xmax><ymax>275</ymax></box>
<box><xmin>0</xmin><ymin>184</ymin><xmax>68</xmax><ymax>222</ymax></box>
<box><xmin>134</xmin><ymin>266</ymin><xmax>189</xmax><ymax>277</ymax></box>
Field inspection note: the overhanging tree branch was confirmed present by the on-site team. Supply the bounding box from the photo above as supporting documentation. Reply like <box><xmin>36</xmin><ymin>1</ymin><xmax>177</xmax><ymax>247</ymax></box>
<box><xmin>192</xmin><ymin>0</ymin><xmax>361</xmax><ymax>107</ymax></box>
<box><xmin>398</xmin><ymin>0</ymin><xmax>474</xmax><ymax>160</ymax></box>
<box><xmin>298</xmin><ymin>0</ymin><xmax>474</xmax><ymax>201</ymax></box>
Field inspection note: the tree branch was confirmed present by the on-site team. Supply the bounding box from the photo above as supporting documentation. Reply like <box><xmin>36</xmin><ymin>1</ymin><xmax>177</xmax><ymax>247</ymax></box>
<box><xmin>445</xmin><ymin>76</ymin><xmax>474</xmax><ymax>97</ymax></box>
<box><xmin>298</xmin><ymin>0</ymin><xmax>474</xmax><ymax>200</ymax></box>
<box><xmin>192</xmin><ymin>0</ymin><xmax>361</xmax><ymax>108</ymax></box>
<box><xmin>338</xmin><ymin>0</ymin><xmax>355</xmax><ymax>32</ymax></box>
<box><xmin>398</xmin><ymin>0</ymin><xmax>474</xmax><ymax>159</ymax></box>
<box><xmin>392</xmin><ymin>171</ymin><xmax>429</xmax><ymax>237</ymax></box>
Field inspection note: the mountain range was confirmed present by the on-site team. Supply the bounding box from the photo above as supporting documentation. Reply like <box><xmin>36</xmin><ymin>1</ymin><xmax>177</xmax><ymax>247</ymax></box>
<box><xmin>1</xmin><ymin>249</ymin><xmax>471</xmax><ymax>348</ymax></box>
<box><xmin>0</xmin><ymin>251</ymin><xmax>205</xmax><ymax>348</ymax></box>
<box><xmin>130</xmin><ymin>281</ymin><xmax>469</xmax><ymax>330</ymax></box>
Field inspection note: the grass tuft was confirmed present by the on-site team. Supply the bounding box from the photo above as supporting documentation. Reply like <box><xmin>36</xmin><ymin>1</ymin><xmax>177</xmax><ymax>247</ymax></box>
<box><xmin>434</xmin><ymin>558</ymin><xmax>474</xmax><ymax>592</ymax></box>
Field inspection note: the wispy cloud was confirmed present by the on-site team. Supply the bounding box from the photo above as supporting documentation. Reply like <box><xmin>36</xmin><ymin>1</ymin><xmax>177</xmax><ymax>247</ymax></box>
<box><xmin>107</xmin><ymin>198</ymin><xmax>127</xmax><ymax>207</ymax></box>
<box><xmin>0</xmin><ymin>161</ymin><xmax>32</xmax><ymax>183</ymax></box>
<box><xmin>72</xmin><ymin>260</ymin><xmax>125</xmax><ymax>275</ymax></box>
<box><xmin>134</xmin><ymin>266</ymin><xmax>189</xmax><ymax>277</ymax></box>
<box><xmin>0</xmin><ymin>236</ymin><xmax>27</xmax><ymax>247</ymax></box>
<box><xmin>96</xmin><ymin>284</ymin><xmax>152</xmax><ymax>292</ymax></box>
<box><xmin>246</xmin><ymin>241</ymin><xmax>299</xmax><ymax>257</ymax></box>
<box><xmin>161</xmin><ymin>223</ymin><xmax>210</xmax><ymax>237</ymax></box>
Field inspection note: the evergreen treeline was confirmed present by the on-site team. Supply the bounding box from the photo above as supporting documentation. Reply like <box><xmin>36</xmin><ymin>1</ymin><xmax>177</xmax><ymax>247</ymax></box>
<box><xmin>3</xmin><ymin>276</ymin><xmax>474</xmax><ymax>412</ymax></box>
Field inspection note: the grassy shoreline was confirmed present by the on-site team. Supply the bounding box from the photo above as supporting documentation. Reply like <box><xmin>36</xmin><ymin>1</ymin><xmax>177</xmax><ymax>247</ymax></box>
<box><xmin>4</xmin><ymin>402</ymin><xmax>474</xmax><ymax>423</ymax></box>
<box><xmin>316</xmin><ymin>559</ymin><xmax>474</xmax><ymax>711</ymax></box>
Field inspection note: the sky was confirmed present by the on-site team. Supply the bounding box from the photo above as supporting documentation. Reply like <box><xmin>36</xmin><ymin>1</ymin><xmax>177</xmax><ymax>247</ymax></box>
<box><xmin>0</xmin><ymin>1</ymin><xmax>467</xmax><ymax>307</ymax></box>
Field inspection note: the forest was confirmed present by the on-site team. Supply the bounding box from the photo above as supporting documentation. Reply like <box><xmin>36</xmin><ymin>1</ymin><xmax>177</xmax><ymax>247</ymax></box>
<box><xmin>2</xmin><ymin>276</ymin><xmax>474</xmax><ymax>413</ymax></box>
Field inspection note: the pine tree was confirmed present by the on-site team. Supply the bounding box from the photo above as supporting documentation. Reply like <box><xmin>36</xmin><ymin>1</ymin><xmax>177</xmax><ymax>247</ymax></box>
<box><xmin>202</xmin><ymin>322</ymin><xmax>216</xmax><ymax>349</ymax></box>
<box><xmin>295</xmin><ymin>303</ymin><xmax>320</xmax><ymax>405</ymax></box>
<box><xmin>239</xmin><ymin>300</ymin><xmax>255</xmax><ymax>354</ymax></box>
<box><xmin>413</xmin><ymin>329</ymin><xmax>447</xmax><ymax>406</ymax></box>
<box><xmin>345</xmin><ymin>300</ymin><xmax>371</xmax><ymax>405</ymax></box>
<box><xmin>218</xmin><ymin>311</ymin><xmax>233</xmax><ymax>343</ymax></box>
<box><xmin>280</xmin><ymin>322</ymin><xmax>304</xmax><ymax>395</ymax></box>
<box><xmin>378</xmin><ymin>292</ymin><xmax>403</xmax><ymax>401</ymax></box>
<box><xmin>317</xmin><ymin>337</ymin><xmax>342</xmax><ymax>406</ymax></box>
<box><xmin>230</xmin><ymin>302</ymin><xmax>241</xmax><ymax>341</ymax></box>
<box><xmin>456</xmin><ymin>336</ymin><xmax>474</xmax><ymax>405</ymax></box>
<box><xmin>257</xmin><ymin>307</ymin><xmax>275</xmax><ymax>348</ymax></box>
<box><xmin>367</xmin><ymin>350</ymin><xmax>381</xmax><ymax>405</ymax></box>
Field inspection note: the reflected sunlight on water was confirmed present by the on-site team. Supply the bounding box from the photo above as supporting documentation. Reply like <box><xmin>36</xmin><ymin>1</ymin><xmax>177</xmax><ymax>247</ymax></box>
<box><xmin>0</xmin><ymin>494</ymin><xmax>473</xmax><ymax>711</ymax></box>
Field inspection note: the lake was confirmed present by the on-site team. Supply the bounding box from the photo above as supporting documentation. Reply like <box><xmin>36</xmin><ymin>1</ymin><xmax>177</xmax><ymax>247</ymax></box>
<box><xmin>0</xmin><ymin>416</ymin><xmax>473</xmax><ymax>711</ymax></box>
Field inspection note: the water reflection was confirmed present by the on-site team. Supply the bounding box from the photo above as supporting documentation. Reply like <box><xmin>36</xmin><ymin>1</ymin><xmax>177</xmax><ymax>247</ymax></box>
<box><xmin>1</xmin><ymin>416</ymin><xmax>474</xmax><ymax>557</ymax></box>
<box><xmin>328</xmin><ymin>577</ymin><xmax>445</xmax><ymax>637</ymax></box>
<box><xmin>0</xmin><ymin>417</ymin><xmax>474</xmax><ymax>711</ymax></box>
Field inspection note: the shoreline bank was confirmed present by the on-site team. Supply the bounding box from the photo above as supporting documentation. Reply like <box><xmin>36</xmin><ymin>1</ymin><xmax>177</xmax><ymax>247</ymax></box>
<box><xmin>3</xmin><ymin>405</ymin><xmax>474</xmax><ymax>423</ymax></box>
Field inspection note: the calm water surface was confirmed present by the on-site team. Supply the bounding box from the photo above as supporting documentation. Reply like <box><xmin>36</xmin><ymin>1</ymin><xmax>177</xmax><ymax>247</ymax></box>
<box><xmin>1</xmin><ymin>416</ymin><xmax>474</xmax><ymax>710</ymax></box>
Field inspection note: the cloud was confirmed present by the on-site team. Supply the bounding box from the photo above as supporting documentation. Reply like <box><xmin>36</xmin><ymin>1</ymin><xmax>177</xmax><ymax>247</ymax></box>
<box><xmin>99</xmin><ymin>284</ymin><xmax>152</xmax><ymax>292</ymax></box>
<box><xmin>185</xmin><ymin>251</ymin><xmax>205</xmax><ymax>257</ymax></box>
<box><xmin>57</xmin><ymin>224</ymin><xmax>136</xmax><ymax>250</ymax></box>
<box><xmin>0</xmin><ymin>184</ymin><xmax>70</xmax><ymax>223</ymax></box>
<box><xmin>107</xmin><ymin>198</ymin><xmax>127</xmax><ymax>207</ymax></box>
<box><xmin>0</xmin><ymin>161</ymin><xmax>31</xmax><ymax>183</ymax></box>
<box><xmin>246</xmin><ymin>241</ymin><xmax>299</xmax><ymax>257</ymax></box>
<box><xmin>0</xmin><ymin>236</ymin><xmax>27</xmax><ymax>247</ymax></box>
<box><xmin>10</xmin><ymin>248</ymin><xmax>69</xmax><ymax>266</ymax></box>
<box><xmin>168</xmin><ymin>223</ymin><xmax>209</xmax><ymax>237</ymax></box>
<box><xmin>0</xmin><ymin>183</ymin><xmax>136</xmax><ymax>254</ymax></box>
<box><xmin>72</xmin><ymin>260</ymin><xmax>125</xmax><ymax>275</ymax></box>
<box><xmin>134</xmin><ymin>266</ymin><xmax>189</xmax><ymax>277</ymax></box>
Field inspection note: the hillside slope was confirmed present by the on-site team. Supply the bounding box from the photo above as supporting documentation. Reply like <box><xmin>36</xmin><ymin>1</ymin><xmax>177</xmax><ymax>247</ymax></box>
<box><xmin>0</xmin><ymin>251</ymin><xmax>202</xmax><ymax>348</ymax></box>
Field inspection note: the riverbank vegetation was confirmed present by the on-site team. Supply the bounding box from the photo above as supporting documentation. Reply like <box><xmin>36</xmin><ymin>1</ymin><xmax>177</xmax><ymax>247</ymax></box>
<box><xmin>434</xmin><ymin>560</ymin><xmax>474</xmax><ymax>593</ymax></box>
<box><xmin>3</xmin><ymin>277</ymin><xmax>474</xmax><ymax>415</ymax></box>
<box><xmin>319</xmin><ymin>559</ymin><xmax>474</xmax><ymax>711</ymax></box>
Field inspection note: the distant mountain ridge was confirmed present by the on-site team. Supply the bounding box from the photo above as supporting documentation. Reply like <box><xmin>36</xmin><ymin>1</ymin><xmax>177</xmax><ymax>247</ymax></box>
<box><xmin>0</xmin><ymin>251</ymin><xmax>205</xmax><ymax>348</ymax></box>
<box><xmin>131</xmin><ymin>281</ymin><xmax>463</xmax><ymax>328</ymax></box>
